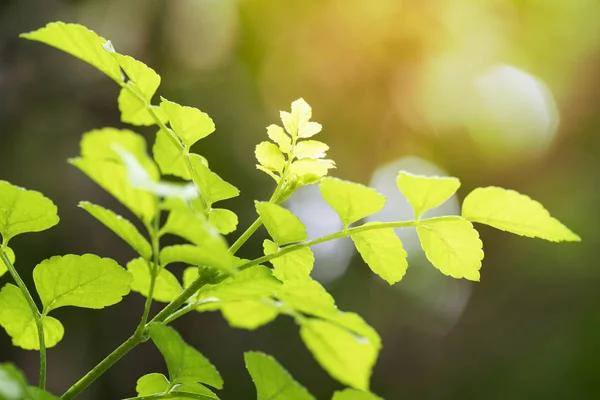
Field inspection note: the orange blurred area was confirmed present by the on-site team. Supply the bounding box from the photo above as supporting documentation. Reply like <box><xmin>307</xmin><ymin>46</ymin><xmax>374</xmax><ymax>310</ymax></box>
<box><xmin>0</xmin><ymin>0</ymin><xmax>599</xmax><ymax>398</ymax></box>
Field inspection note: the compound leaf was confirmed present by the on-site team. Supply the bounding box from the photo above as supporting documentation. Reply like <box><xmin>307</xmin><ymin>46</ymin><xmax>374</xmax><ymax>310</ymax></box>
<box><xmin>256</xmin><ymin>202</ymin><xmax>307</xmax><ymax>246</ymax></box>
<box><xmin>417</xmin><ymin>216</ymin><xmax>484</xmax><ymax>281</ymax></box>
<box><xmin>462</xmin><ymin>187</ymin><xmax>580</xmax><ymax>242</ymax></box>
<box><xmin>20</xmin><ymin>22</ymin><xmax>122</xmax><ymax>82</ymax></box>
<box><xmin>0</xmin><ymin>284</ymin><xmax>64</xmax><ymax>350</ymax></box>
<box><xmin>127</xmin><ymin>258</ymin><xmax>183</xmax><ymax>303</ymax></box>
<box><xmin>79</xmin><ymin>202</ymin><xmax>152</xmax><ymax>260</ymax></box>
<box><xmin>190</xmin><ymin>156</ymin><xmax>239</xmax><ymax>207</ymax></box>
<box><xmin>351</xmin><ymin>226</ymin><xmax>408</xmax><ymax>285</ymax></box>
<box><xmin>255</xmin><ymin>142</ymin><xmax>285</xmax><ymax>173</ymax></box>
<box><xmin>148</xmin><ymin>324</ymin><xmax>223</xmax><ymax>389</ymax></box>
<box><xmin>221</xmin><ymin>300</ymin><xmax>278</xmax><ymax>330</ymax></box>
<box><xmin>244</xmin><ymin>351</ymin><xmax>315</xmax><ymax>400</ymax></box>
<box><xmin>396</xmin><ymin>171</ymin><xmax>460</xmax><ymax>220</ymax></box>
<box><xmin>136</xmin><ymin>373</ymin><xmax>170</xmax><ymax>396</ymax></box>
<box><xmin>160</xmin><ymin>98</ymin><xmax>215</xmax><ymax>149</ymax></box>
<box><xmin>263</xmin><ymin>239</ymin><xmax>314</xmax><ymax>281</ymax></box>
<box><xmin>153</xmin><ymin>128</ymin><xmax>190</xmax><ymax>179</ymax></box>
<box><xmin>208</xmin><ymin>208</ymin><xmax>238</xmax><ymax>235</ymax></box>
<box><xmin>332</xmin><ymin>389</ymin><xmax>382</xmax><ymax>400</ymax></box>
<box><xmin>0</xmin><ymin>181</ymin><xmax>59</xmax><ymax>243</ymax></box>
<box><xmin>33</xmin><ymin>254</ymin><xmax>132</xmax><ymax>313</ymax></box>
<box><xmin>320</xmin><ymin>178</ymin><xmax>385</xmax><ymax>228</ymax></box>
<box><xmin>300</xmin><ymin>319</ymin><xmax>378</xmax><ymax>391</ymax></box>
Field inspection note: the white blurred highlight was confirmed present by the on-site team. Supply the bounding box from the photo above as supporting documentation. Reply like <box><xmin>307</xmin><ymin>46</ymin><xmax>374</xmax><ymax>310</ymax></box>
<box><xmin>466</xmin><ymin>64</ymin><xmax>560</xmax><ymax>158</ymax></box>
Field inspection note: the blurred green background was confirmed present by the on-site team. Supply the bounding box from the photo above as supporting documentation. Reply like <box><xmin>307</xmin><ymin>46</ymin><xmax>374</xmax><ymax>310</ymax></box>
<box><xmin>1</xmin><ymin>0</ymin><xmax>599</xmax><ymax>399</ymax></box>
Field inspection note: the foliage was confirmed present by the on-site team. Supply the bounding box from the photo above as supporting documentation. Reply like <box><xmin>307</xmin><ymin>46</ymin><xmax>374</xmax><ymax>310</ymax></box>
<box><xmin>0</xmin><ymin>22</ymin><xmax>579</xmax><ymax>399</ymax></box>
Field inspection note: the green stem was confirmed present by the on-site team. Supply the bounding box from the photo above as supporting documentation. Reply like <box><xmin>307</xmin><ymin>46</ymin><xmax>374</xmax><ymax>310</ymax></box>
<box><xmin>61</xmin><ymin>335</ymin><xmax>142</xmax><ymax>400</ymax></box>
<box><xmin>236</xmin><ymin>219</ymin><xmax>418</xmax><ymax>272</ymax></box>
<box><xmin>0</xmin><ymin>245</ymin><xmax>46</xmax><ymax>389</ymax></box>
<box><xmin>137</xmin><ymin>212</ymin><xmax>162</xmax><ymax>334</ymax></box>
<box><xmin>161</xmin><ymin>303</ymin><xmax>197</xmax><ymax>325</ymax></box>
<box><xmin>228</xmin><ymin>218</ymin><xmax>262</xmax><ymax>254</ymax></box>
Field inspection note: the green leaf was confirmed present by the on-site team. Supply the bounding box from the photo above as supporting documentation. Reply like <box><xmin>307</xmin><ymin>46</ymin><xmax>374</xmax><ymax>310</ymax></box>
<box><xmin>149</xmin><ymin>324</ymin><xmax>223</xmax><ymax>389</ymax></box>
<box><xmin>300</xmin><ymin>319</ymin><xmax>378</xmax><ymax>391</ymax></box>
<box><xmin>417</xmin><ymin>216</ymin><xmax>484</xmax><ymax>281</ymax></box>
<box><xmin>281</xmin><ymin>98</ymin><xmax>321</xmax><ymax>139</ymax></box>
<box><xmin>160</xmin><ymin>244</ymin><xmax>235</xmax><ymax>275</ymax></box>
<box><xmin>462</xmin><ymin>187</ymin><xmax>580</xmax><ymax>242</ymax></box>
<box><xmin>276</xmin><ymin>279</ymin><xmax>335</xmax><ymax>317</ymax></box>
<box><xmin>0</xmin><ymin>364</ymin><xmax>60</xmax><ymax>400</ymax></box>
<box><xmin>0</xmin><ymin>247</ymin><xmax>15</xmax><ymax>277</ymax></box>
<box><xmin>0</xmin><ymin>363</ymin><xmax>26</xmax><ymax>400</ymax></box>
<box><xmin>289</xmin><ymin>159</ymin><xmax>335</xmax><ymax>183</ymax></box>
<box><xmin>319</xmin><ymin>178</ymin><xmax>385</xmax><ymax>228</ymax></box>
<box><xmin>332</xmin><ymin>389</ymin><xmax>382</xmax><ymax>400</ymax></box>
<box><xmin>221</xmin><ymin>300</ymin><xmax>278</xmax><ymax>330</ymax></box>
<box><xmin>396</xmin><ymin>171</ymin><xmax>460</xmax><ymax>220</ymax></box>
<box><xmin>117</xmin><ymin>86</ymin><xmax>155</xmax><ymax>126</ymax></box>
<box><xmin>351</xmin><ymin>226</ymin><xmax>408</xmax><ymax>284</ymax></box>
<box><xmin>263</xmin><ymin>240</ymin><xmax>314</xmax><ymax>281</ymax></box>
<box><xmin>171</xmin><ymin>383</ymin><xmax>220</xmax><ymax>400</ymax></box>
<box><xmin>127</xmin><ymin>258</ymin><xmax>183</xmax><ymax>303</ymax></box>
<box><xmin>33</xmin><ymin>254</ymin><xmax>132</xmax><ymax>312</ymax></box>
<box><xmin>160</xmin><ymin>98</ymin><xmax>215</xmax><ymax>149</ymax></box>
<box><xmin>70</xmin><ymin>128</ymin><xmax>159</xmax><ymax>224</ymax></box>
<box><xmin>153</xmin><ymin>128</ymin><xmax>190</xmax><ymax>179</ymax></box>
<box><xmin>79</xmin><ymin>202</ymin><xmax>152</xmax><ymax>260</ymax></box>
<box><xmin>198</xmin><ymin>266</ymin><xmax>280</xmax><ymax>303</ymax></box>
<box><xmin>136</xmin><ymin>373</ymin><xmax>170</xmax><ymax>396</ymax></box>
<box><xmin>295</xmin><ymin>140</ymin><xmax>329</xmax><ymax>159</ymax></box>
<box><xmin>0</xmin><ymin>284</ymin><xmax>64</xmax><ymax>350</ymax></box>
<box><xmin>244</xmin><ymin>351</ymin><xmax>315</xmax><ymax>400</ymax></box>
<box><xmin>189</xmin><ymin>155</ymin><xmax>239</xmax><ymax>207</ymax></box>
<box><xmin>208</xmin><ymin>209</ymin><xmax>238</xmax><ymax>235</ymax></box>
<box><xmin>161</xmin><ymin>205</ymin><xmax>209</xmax><ymax>244</ymax></box>
<box><xmin>0</xmin><ymin>181</ymin><xmax>59</xmax><ymax>243</ymax></box>
<box><xmin>255</xmin><ymin>142</ymin><xmax>285</xmax><ymax>173</ymax></box>
<box><xmin>114</xmin><ymin>54</ymin><xmax>160</xmax><ymax>101</ymax></box>
<box><xmin>256</xmin><ymin>202</ymin><xmax>307</xmax><ymax>246</ymax></box>
<box><xmin>20</xmin><ymin>22</ymin><xmax>122</xmax><ymax>82</ymax></box>
<box><xmin>267</xmin><ymin>125</ymin><xmax>291</xmax><ymax>153</ymax></box>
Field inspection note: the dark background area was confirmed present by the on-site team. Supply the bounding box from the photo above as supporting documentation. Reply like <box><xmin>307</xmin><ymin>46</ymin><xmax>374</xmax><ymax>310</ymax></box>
<box><xmin>1</xmin><ymin>0</ymin><xmax>599</xmax><ymax>399</ymax></box>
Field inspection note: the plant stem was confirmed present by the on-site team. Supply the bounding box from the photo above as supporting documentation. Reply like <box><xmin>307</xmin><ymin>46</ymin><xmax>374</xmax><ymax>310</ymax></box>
<box><xmin>236</xmin><ymin>219</ymin><xmax>418</xmax><ymax>272</ymax></box>
<box><xmin>228</xmin><ymin>218</ymin><xmax>262</xmax><ymax>254</ymax></box>
<box><xmin>161</xmin><ymin>303</ymin><xmax>196</xmax><ymax>325</ymax></box>
<box><xmin>123</xmin><ymin>393</ymin><xmax>212</xmax><ymax>400</ymax></box>
<box><xmin>61</xmin><ymin>334</ymin><xmax>141</xmax><ymax>400</ymax></box>
<box><xmin>136</xmin><ymin>212</ymin><xmax>161</xmax><ymax>334</ymax></box>
<box><xmin>0</xmin><ymin>246</ymin><xmax>46</xmax><ymax>389</ymax></box>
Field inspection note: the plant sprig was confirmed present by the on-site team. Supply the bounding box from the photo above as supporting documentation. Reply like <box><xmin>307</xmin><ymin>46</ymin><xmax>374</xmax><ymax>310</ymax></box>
<box><xmin>0</xmin><ymin>22</ymin><xmax>580</xmax><ymax>400</ymax></box>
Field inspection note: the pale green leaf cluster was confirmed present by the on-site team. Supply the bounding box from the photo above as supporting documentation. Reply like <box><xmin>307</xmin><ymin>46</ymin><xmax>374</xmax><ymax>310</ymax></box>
<box><xmin>256</xmin><ymin>99</ymin><xmax>335</xmax><ymax>191</ymax></box>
